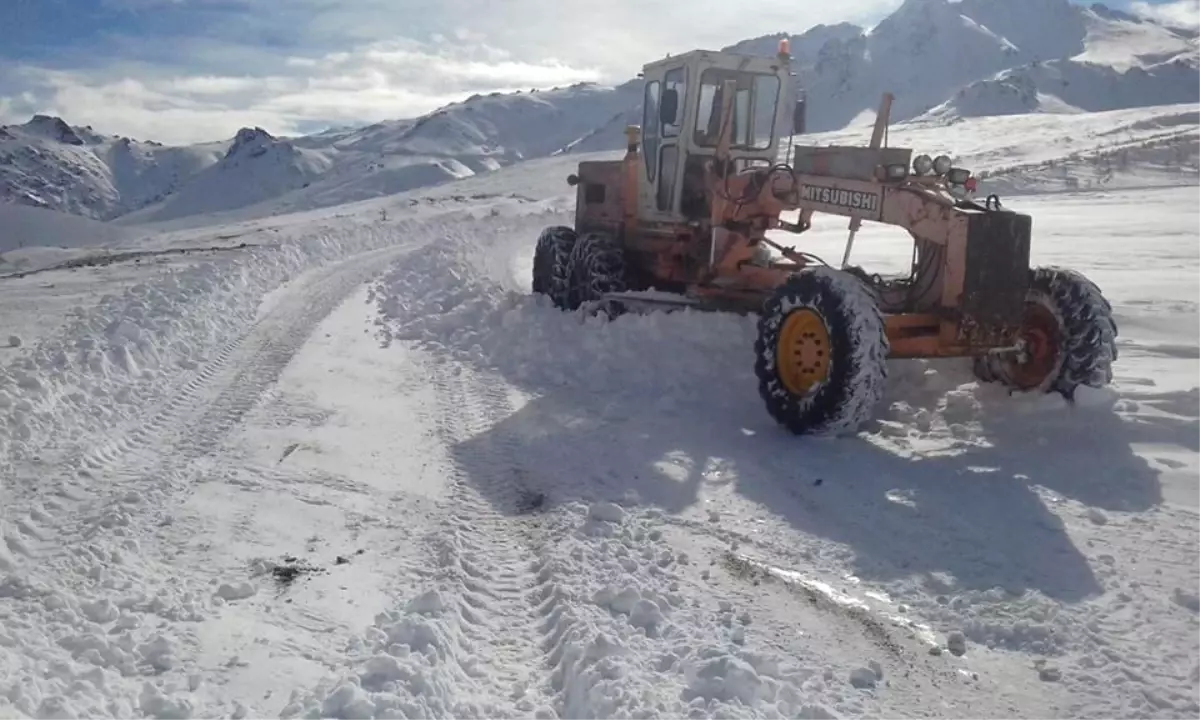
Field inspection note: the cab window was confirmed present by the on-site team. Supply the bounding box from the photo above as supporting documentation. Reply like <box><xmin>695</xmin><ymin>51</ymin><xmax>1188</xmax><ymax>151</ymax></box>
<box><xmin>694</xmin><ymin>69</ymin><xmax>780</xmax><ymax>150</ymax></box>
<box><xmin>662</xmin><ymin>67</ymin><xmax>685</xmax><ymax>138</ymax></box>
<box><xmin>642</xmin><ymin>80</ymin><xmax>660</xmax><ymax>181</ymax></box>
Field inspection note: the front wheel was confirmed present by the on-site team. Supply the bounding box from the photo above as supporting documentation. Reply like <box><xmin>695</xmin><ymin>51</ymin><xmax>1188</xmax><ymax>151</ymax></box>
<box><xmin>532</xmin><ymin>225</ymin><xmax>576</xmax><ymax>309</ymax></box>
<box><xmin>754</xmin><ymin>267</ymin><xmax>890</xmax><ymax>435</ymax></box>
<box><xmin>568</xmin><ymin>231</ymin><xmax>627</xmax><ymax>315</ymax></box>
<box><xmin>973</xmin><ymin>266</ymin><xmax>1118</xmax><ymax>399</ymax></box>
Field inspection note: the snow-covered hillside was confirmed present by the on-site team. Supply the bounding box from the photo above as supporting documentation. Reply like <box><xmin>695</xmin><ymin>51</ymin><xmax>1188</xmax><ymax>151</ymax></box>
<box><xmin>0</xmin><ymin>102</ymin><xmax>1196</xmax><ymax>717</ymax></box>
<box><xmin>728</xmin><ymin>0</ymin><xmax>1198</xmax><ymax>129</ymax></box>
<box><xmin>120</xmin><ymin>128</ymin><xmax>335</xmax><ymax>223</ymax></box>
<box><xmin>2</xmin><ymin>0</ymin><xmax>1195</xmax><ymax>226</ymax></box>
<box><xmin>2</xmin><ymin>82</ymin><xmax>641</xmax><ymax>226</ymax></box>
<box><xmin>805</xmin><ymin>103</ymin><xmax>1199</xmax><ymax>195</ymax></box>
<box><xmin>0</xmin><ymin>115</ymin><xmax>227</xmax><ymax>220</ymax></box>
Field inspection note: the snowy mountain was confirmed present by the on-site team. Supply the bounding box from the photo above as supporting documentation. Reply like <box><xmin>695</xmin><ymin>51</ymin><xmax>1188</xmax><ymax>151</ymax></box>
<box><xmin>1</xmin><ymin>82</ymin><xmax>641</xmax><ymax>225</ymax></box>
<box><xmin>920</xmin><ymin>50</ymin><xmax>1199</xmax><ymax>120</ymax></box>
<box><xmin>728</xmin><ymin>0</ymin><xmax>1199</xmax><ymax>129</ymax></box>
<box><xmin>0</xmin><ymin>0</ymin><xmax>1196</xmax><ymax>224</ymax></box>
<box><xmin>918</xmin><ymin>1</ymin><xmax>1200</xmax><ymax>121</ymax></box>
<box><xmin>0</xmin><ymin>115</ymin><xmax>227</xmax><ymax>220</ymax></box>
<box><xmin>119</xmin><ymin>127</ymin><xmax>334</xmax><ymax>223</ymax></box>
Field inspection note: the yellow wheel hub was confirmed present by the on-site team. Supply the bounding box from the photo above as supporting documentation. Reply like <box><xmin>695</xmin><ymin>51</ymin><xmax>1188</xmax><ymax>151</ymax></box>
<box><xmin>776</xmin><ymin>309</ymin><xmax>831</xmax><ymax>395</ymax></box>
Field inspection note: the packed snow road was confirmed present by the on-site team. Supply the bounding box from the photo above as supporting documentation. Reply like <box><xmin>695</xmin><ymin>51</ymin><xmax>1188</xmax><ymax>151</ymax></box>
<box><xmin>0</xmin><ymin>188</ymin><xmax>1196</xmax><ymax>719</ymax></box>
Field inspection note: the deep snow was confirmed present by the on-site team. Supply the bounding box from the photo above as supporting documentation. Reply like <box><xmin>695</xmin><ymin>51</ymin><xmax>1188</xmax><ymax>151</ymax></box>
<box><xmin>0</xmin><ymin>89</ymin><xmax>1197</xmax><ymax>719</ymax></box>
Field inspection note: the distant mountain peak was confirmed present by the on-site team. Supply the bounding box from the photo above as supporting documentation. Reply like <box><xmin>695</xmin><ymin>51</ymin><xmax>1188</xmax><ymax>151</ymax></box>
<box><xmin>23</xmin><ymin>114</ymin><xmax>85</xmax><ymax>146</ymax></box>
<box><xmin>225</xmin><ymin>127</ymin><xmax>277</xmax><ymax>158</ymax></box>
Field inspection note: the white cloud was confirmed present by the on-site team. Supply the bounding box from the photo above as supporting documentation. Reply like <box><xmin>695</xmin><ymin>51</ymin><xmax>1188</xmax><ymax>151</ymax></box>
<box><xmin>1129</xmin><ymin>0</ymin><xmax>1200</xmax><ymax>29</ymax></box>
<box><xmin>0</xmin><ymin>0</ymin><xmax>902</xmax><ymax>144</ymax></box>
<box><xmin>0</xmin><ymin>37</ymin><xmax>603</xmax><ymax>144</ymax></box>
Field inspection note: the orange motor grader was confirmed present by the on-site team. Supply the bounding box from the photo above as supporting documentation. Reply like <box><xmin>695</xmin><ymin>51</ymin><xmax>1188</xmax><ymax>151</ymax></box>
<box><xmin>531</xmin><ymin>41</ymin><xmax>1118</xmax><ymax>435</ymax></box>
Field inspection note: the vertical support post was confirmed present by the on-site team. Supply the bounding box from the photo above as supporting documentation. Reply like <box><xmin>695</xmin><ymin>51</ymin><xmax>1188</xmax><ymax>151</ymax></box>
<box><xmin>841</xmin><ymin>92</ymin><xmax>894</xmax><ymax>268</ymax></box>
<box><xmin>622</xmin><ymin>124</ymin><xmax>641</xmax><ymax>234</ymax></box>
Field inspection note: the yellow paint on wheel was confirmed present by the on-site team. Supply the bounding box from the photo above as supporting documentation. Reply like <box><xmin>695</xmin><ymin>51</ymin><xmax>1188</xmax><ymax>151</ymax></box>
<box><xmin>776</xmin><ymin>309</ymin><xmax>831</xmax><ymax>395</ymax></box>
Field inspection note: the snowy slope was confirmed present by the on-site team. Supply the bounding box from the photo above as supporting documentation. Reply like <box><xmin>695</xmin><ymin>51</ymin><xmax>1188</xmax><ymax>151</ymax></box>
<box><xmin>0</xmin><ymin>203</ymin><xmax>132</xmax><ymax>253</ymax></box>
<box><xmin>801</xmin><ymin>102</ymin><xmax>1199</xmax><ymax>195</ymax></box>
<box><xmin>1</xmin><ymin>82</ymin><xmax>639</xmax><ymax>225</ymax></box>
<box><xmin>937</xmin><ymin>0</ymin><xmax>1200</xmax><ymax>120</ymax></box>
<box><xmin>726</xmin><ymin>0</ymin><xmax>1197</xmax><ymax>129</ymax></box>
<box><xmin>0</xmin><ymin>115</ymin><xmax>227</xmax><ymax>220</ymax></box>
<box><xmin>120</xmin><ymin>128</ymin><xmax>335</xmax><ymax>223</ymax></box>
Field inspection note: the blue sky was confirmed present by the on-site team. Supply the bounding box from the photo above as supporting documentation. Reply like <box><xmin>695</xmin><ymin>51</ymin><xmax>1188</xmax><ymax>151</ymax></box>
<box><xmin>0</xmin><ymin>0</ymin><xmax>1195</xmax><ymax>144</ymax></box>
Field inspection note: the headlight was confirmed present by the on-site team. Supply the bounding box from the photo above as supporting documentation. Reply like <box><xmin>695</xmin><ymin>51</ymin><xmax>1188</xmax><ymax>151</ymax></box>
<box><xmin>886</xmin><ymin>163</ymin><xmax>909</xmax><ymax>180</ymax></box>
<box><xmin>933</xmin><ymin>155</ymin><xmax>953</xmax><ymax>175</ymax></box>
<box><xmin>947</xmin><ymin>167</ymin><xmax>972</xmax><ymax>185</ymax></box>
<box><xmin>913</xmin><ymin>154</ymin><xmax>934</xmax><ymax>175</ymax></box>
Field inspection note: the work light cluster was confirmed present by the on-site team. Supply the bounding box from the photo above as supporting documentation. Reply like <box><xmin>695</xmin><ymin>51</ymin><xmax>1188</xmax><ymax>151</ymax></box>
<box><xmin>882</xmin><ymin>152</ymin><xmax>976</xmax><ymax>191</ymax></box>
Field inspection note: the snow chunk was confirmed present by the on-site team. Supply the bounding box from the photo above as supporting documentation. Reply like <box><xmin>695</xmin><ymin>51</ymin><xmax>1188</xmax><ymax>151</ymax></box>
<box><xmin>849</xmin><ymin>666</ymin><xmax>878</xmax><ymax>689</ymax></box>
<box><xmin>947</xmin><ymin>630</ymin><xmax>968</xmax><ymax>656</ymax></box>
<box><xmin>321</xmin><ymin>681</ymin><xmax>376</xmax><ymax>719</ymax></box>
<box><xmin>139</xmin><ymin>682</ymin><xmax>194</xmax><ymax>719</ymax></box>
<box><xmin>215</xmin><ymin>582</ymin><xmax>256</xmax><ymax>601</ymax></box>
<box><xmin>592</xmin><ymin>585</ymin><xmax>668</xmax><ymax>636</ymax></box>
<box><xmin>588</xmin><ymin>501</ymin><xmax>626</xmax><ymax>523</ymax></box>
<box><xmin>684</xmin><ymin>652</ymin><xmax>767</xmax><ymax>705</ymax></box>
<box><xmin>404</xmin><ymin>589</ymin><xmax>447</xmax><ymax>615</ymax></box>
<box><xmin>1172</xmin><ymin>587</ymin><xmax>1200</xmax><ymax>613</ymax></box>
<box><xmin>81</xmin><ymin>597</ymin><xmax>119</xmax><ymax>623</ymax></box>
<box><xmin>797</xmin><ymin>705</ymin><xmax>840</xmax><ymax>719</ymax></box>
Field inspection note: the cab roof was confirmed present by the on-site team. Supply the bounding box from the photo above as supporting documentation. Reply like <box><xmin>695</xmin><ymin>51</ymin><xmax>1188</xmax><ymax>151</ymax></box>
<box><xmin>640</xmin><ymin>48</ymin><xmax>788</xmax><ymax>75</ymax></box>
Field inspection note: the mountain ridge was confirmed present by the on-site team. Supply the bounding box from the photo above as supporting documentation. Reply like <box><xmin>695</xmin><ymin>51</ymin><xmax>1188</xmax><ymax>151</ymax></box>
<box><xmin>1</xmin><ymin>0</ymin><xmax>1195</xmax><ymax>223</ymax></box>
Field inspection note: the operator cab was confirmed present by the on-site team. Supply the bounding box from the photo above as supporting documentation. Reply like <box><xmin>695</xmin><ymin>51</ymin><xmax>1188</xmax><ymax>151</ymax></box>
<box><xmin>638</xmin><ymin>46</ymin><xmax>806</xmax><ymax>223</ymax></box>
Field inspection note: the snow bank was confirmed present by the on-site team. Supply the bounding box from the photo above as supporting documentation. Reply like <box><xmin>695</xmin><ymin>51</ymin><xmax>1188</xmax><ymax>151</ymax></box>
<box><xmin>0</xmin><ymin>204</ymin><xmax>132</xmax><ymax>254</ymax></box>
<box><xmin>0</xmin><ymin>203</ymin><xmax>146</xmax><ymax>285</ymax></box>
<box><xmin>0</xmin><ymin>199</ymin><xmax>552</xmax><ymax>461</ymax></box>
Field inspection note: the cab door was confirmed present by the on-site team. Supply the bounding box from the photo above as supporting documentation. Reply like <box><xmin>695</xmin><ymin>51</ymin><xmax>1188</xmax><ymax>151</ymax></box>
<box><xmin>639</xmin><ymin>66</ymin><xmax>688</xmax><ymax>222</ymax></box>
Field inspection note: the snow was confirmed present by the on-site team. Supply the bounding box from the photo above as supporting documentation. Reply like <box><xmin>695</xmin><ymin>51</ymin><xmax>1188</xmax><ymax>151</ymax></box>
<box><xmin>6</xmin><ymin>133</ymin><xmax>1194</xmax><ymax>717</ymax></box>
<box><xmin>0</xmin><ymin>2</ymin><xmax>1197</xmax><ymax>717</ymax></box>
<box><xmin>802</xmin><ymin>103</ymin><xmax>1199</xmax><ymax>196</ymax></box>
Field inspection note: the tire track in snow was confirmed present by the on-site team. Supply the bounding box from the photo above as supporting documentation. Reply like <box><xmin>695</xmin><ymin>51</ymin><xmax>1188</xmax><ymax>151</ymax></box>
<box><xmin>5</xmin><ymin>243</ymin><xmax>415</xmax><ymax>566</ymax></box>
<box><xmin>0</xmin><ymin>243</ymin><xmax>422</xmax><ymax>718</ymax></box>
<box><xmin>418</xmin><ymin>361</ymin><xmax>582</xmax><ymax>716</ymax></box>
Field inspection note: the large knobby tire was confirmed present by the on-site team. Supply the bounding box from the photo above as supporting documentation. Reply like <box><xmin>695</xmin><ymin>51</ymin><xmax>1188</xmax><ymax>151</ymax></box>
<box><xmin>755</xmin><ymin>267</ymin><xmax>890</xmax><ymax>435</ymax></box>
<box><xmin>973</xmin><ymin>265</ymin><xmax>1118</xmax><ymax>398</ymax></box>
<box><xmin>532</xmin><ymin>225</ymin><xmax>576</xmax><ymax>309</ymax></box>
<box><xmin>567</xmin><ymin>231</ymin><xmax>627</xmax><ymax>315</ymax></box>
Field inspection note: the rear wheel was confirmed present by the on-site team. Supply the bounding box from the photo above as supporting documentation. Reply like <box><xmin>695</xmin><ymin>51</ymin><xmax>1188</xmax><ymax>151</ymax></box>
<box><xmin>568</xmin><ymin>231</ymin><xmax>627</xmax><ymax>315</ymax></box>
<box><xmin>974</xmin><ymin>266</ymin><xmax>1118</xmax><ymax>398</ymax></box>
<box><xmin>532</xmin><ymin>225</ymin><xmax>576</xmax><ymax>309</ymax></box>
<box><xmin>755</xmin><ymin>267</ymin><xmax>890</xmax><ymax>435</ymax></box>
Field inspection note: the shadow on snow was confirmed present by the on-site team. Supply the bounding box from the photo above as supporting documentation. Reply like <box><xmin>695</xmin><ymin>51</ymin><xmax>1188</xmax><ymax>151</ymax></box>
<box><xmin>370</xmin><ymin>239</ymin><xmax>1170</xmax><ymax>607</ymax></box>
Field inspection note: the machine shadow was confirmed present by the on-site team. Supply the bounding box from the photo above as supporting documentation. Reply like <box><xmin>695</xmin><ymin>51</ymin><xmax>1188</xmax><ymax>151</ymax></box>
<box><xmin>441</xmin><ymin>332</ymin><xmax>1164</xmax><ymax>604</ymax></box>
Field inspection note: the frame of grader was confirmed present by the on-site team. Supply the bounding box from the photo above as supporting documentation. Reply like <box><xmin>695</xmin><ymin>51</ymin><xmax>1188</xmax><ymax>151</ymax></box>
<box><xmin>531</xmin><ymin>40</ymin><xmax>1118</xmax><ymax>436</ymax></box>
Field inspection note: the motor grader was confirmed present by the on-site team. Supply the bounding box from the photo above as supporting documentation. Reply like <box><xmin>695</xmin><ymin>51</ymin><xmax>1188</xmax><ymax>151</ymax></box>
<box><xmin>531</xmin><ymin>41</ymin><xmax>1118</xmax><ymax>435</ymax></box>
